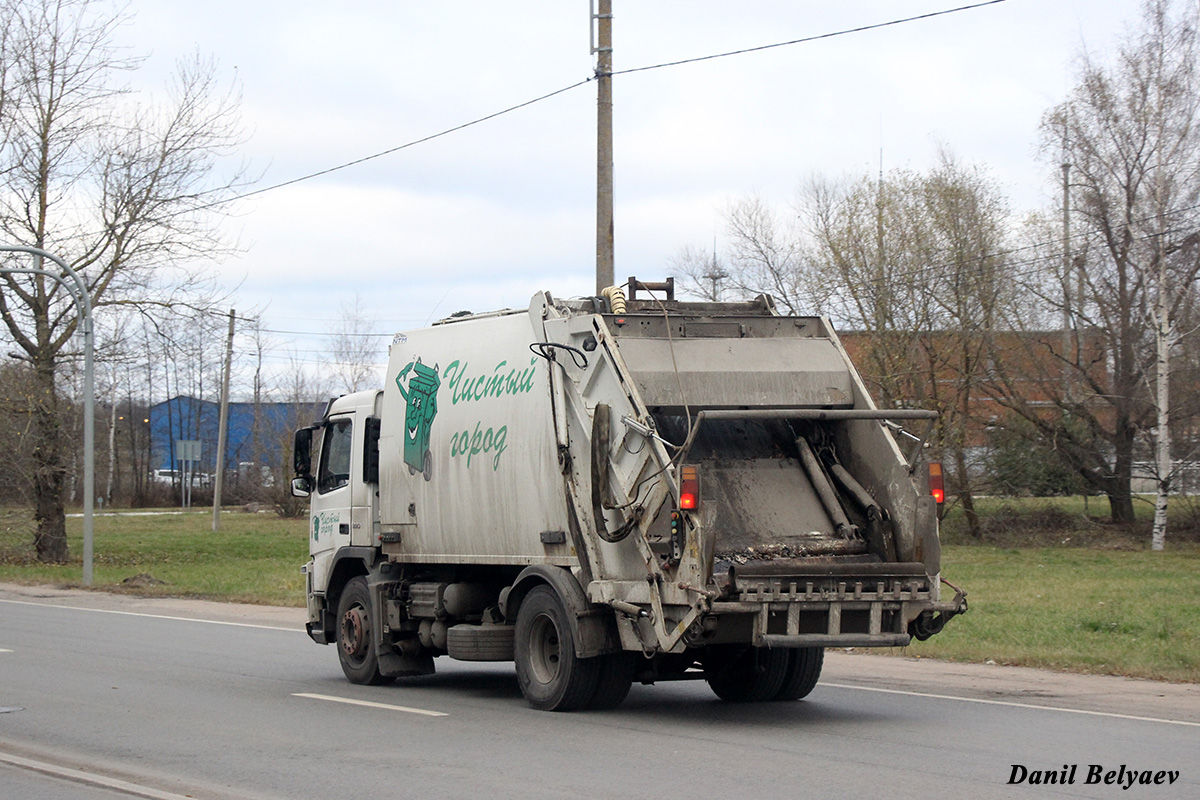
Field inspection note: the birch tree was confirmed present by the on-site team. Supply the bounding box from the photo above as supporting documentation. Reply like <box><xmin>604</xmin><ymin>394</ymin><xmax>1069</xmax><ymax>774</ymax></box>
<box><xmin>988</xmin><ymin>0</ymin><xmax>1200</xmax><ymax>534</ymax></box>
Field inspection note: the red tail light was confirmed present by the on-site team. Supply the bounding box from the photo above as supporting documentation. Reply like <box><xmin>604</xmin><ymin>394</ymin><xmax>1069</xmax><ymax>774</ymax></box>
<box><xmin>679</xmin><ymin>464</ymin><xmax>700</xmax><ymax>510</ymax></box>
<box><xmin>928</xmin><ymin>462</ymin><xmax>945</xmax><ymax>505</ymax></box>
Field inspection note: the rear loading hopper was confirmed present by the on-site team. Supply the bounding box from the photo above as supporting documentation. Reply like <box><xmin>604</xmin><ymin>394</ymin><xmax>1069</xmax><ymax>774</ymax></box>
<box><xmin>542</xmin><ymin>290</ymin><xmax>964</xmax><ymax>663</ymax></box>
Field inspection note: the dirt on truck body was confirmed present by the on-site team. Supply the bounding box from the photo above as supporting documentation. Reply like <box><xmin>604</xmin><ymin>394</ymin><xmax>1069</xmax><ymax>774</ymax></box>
<box><xmin>293</xmin><ymin>280</ymin><xmax>965</xmax><ymax>710</ymax></box>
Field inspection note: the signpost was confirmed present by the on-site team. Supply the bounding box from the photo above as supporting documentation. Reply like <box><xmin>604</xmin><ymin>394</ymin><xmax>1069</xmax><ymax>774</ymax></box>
<box><xmin>177</xmin><ymin>439</ymin><xmax>202</xmax><ymax>510</ymax></box>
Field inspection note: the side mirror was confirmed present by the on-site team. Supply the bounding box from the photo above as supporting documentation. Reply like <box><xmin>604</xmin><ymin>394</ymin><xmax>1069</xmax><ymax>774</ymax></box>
<box><xmin>291</xmin><ymin>475</ymin><xmax>314</xmax><ymax>498</ymax></box>
<box><xmin>293</xmin><ymin>427</ymin><xmax>314</xmax><ymax>476</ymax></box>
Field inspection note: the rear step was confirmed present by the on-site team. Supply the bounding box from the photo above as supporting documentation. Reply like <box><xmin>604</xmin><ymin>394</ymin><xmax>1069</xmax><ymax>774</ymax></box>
<box><xmin>709</xmin><ymin>561</ymin><xmax>934</xmax><ymax>649</ymax></box>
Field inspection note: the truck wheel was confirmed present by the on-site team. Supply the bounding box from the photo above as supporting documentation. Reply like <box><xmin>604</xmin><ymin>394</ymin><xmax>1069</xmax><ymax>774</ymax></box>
<box><xmin>514</xmin><ymin>585</ymin><xmax>600</xmax><ymax>711</ymax></box>
<box><xmin>336</xmin><ymin>577</ymin><xmax>392</xmax><ymax>685</ymax></box>
<box><xmin>587</xmin><ymin>651</ymin><xmax>636</xmax><ymax>710</ymax></box>
<box><xmin>775</xmin><ymin>647</ymin><xmax>824</xmax><ymax>701</ymax></box>
<box><xmin>704</xmin><ymin>645</ymin><xmax>789</xmax><ymax>702</ymax></box>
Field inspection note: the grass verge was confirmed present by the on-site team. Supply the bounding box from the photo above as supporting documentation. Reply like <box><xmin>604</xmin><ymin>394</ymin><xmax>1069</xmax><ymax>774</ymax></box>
<box><xmin>0</xmin><ymin>507</ymin><xmax>307</xmax><ymax>607</ymax></box>
<box><xmin>904</xmin><ymin>544</ymin><xmax>1200</xmax><ymax>682</ymax></box>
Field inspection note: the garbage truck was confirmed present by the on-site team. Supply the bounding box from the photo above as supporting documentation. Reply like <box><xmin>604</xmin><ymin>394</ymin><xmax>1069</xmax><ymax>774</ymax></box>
<box><xmin>292</xmin><ymin>279</ymin><xmax>966</xmax><ymax>711</ymax></box>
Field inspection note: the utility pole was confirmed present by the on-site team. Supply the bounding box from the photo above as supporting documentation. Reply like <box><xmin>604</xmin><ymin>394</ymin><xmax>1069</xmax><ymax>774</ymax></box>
<box><xmin>593</xmin><ymin>0</ymin><xmax>614</xmax><ymax>293</ymax></box>
<box><xmin>875</xmin><ymin>149</ymin><xmax>888</xmax><ymax>333</ymax></box>
<box><xmin>212</xmin><ymin>308</ymin><xmax>235</xmax><ymax>531</ymax></box>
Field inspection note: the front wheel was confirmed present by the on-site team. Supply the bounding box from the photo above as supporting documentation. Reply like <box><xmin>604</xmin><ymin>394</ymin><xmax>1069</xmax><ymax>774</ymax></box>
<box><xmin>514</xmin><ymin>585</ymin><xmax>600</xmax><ymax>711</ymax></box>
<box><xmin>336</xmin><ymin>576</ymin><xmax>392</xmax><ymax>685</ymax></box>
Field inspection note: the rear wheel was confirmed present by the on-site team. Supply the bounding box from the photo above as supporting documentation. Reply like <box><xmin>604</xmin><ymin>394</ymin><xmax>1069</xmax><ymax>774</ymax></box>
<box><xmin>704</xmin><ymin>645</ymin><xmax>789</xmax><ymax>702</ymax></box>
<box><xmin>336</xmin><ymin>576</ymin><xmax>392</xmax><ymax>685</ymax></box>
<box><xmin>775</xmin><ymin>647</ymin><xmax>824</xmax><ymax>701</ymax></box>
<box><xmin>514</xmin><ymin>585</ymin><xmax>600</xmax><ymax>711</ymax></box>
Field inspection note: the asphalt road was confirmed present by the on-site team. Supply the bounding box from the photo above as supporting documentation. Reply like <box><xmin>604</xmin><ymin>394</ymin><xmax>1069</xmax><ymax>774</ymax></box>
<box><xmin>1</xmin><ymin>583</ymin><xmax>1197</xmax><ymax>800</ymax></box>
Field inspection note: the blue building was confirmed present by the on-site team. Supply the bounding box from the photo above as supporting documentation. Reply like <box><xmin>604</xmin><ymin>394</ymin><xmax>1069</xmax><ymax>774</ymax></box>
<box><xmin>148</xmin><ymin>396</ymin><xmax>323</xmax><ymax>474</ymax></box>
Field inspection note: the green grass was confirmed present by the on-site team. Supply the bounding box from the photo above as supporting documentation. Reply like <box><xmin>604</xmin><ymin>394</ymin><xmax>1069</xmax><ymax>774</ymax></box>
<box><xmin>904</xmin><ymin>544</ymin><xmax>1200</xmax><ymax>682</ymax></box>
<box><xmin>0</xmin><ymin>507</ymin><xmax>308</xmax><ymax>607</ymax></box>
<box><xmin>2</xmin><ymin>499</ymin><xmax>1199</xmax><ymax>682</ymax></box>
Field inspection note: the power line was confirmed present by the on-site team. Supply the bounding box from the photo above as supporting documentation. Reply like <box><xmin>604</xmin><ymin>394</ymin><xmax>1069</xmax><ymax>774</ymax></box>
<box><xmin>612</xmin><ymin>0</ymin><xmax>1010</xmax><ymax>77</ymax></box>
<box><xmin>90</xmin><ymin>1</ymin><xmax>1026</xmax><ymax>343</ymax></box>
<box><xmin>201</xmin><ymin>1</ymin><xmax>1008</xmax><ymax>210</ymax></box>
<box><xmin>257</xmin><ymin>328</ymin><xmax>393</xmax><ymax>338</ymax></box>
<box><xmin>202</xmin><ymin>78</ymin><xmax>592</xmax><ymax>212</ymax></box>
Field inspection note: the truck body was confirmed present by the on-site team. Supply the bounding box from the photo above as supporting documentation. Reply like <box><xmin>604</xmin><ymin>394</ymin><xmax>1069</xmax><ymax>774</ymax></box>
<box><xmin>293</xmin><ymin>284</ymin><xmax>965</xmax><ymax>710</ymax></box>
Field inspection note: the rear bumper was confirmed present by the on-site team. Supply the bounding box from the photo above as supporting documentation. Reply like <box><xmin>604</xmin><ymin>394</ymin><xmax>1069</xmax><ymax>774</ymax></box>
<box><xmin>708</xmin><ymin>561</ymin><xmax>964</xmax><ymax>648</ymax></box>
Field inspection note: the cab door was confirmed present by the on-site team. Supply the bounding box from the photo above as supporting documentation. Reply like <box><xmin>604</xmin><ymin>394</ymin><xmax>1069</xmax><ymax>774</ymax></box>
<box><xmin>310</xmin><ymin>414</ymin><xmax>356</xmax><ymax>591</ymax></box>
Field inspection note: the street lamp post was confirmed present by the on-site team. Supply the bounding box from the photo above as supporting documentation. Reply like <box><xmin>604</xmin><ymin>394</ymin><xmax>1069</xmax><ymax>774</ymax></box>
<box><xmin>0</xmin><ymin>245</ymin><xmax>96</xmax><ymax>585</ymax></box>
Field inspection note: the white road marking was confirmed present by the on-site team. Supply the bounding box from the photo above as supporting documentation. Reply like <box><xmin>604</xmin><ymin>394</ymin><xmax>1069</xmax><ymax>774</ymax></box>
<box><xmin>0</xmin><ymin>751</ymin><xmax>198</xmax><ymax>800</ymax></box>
<box><xmin>293</xmin><ymin>692</ymin><xmax>448</xmax><ymax>717</ymax></box>
<box><xmin>0</xmin><ymin>648</ymin><xmax>12</xmax><ymax>653</ymax></box>
<box><xmin>823</xmin><ymin>682</ymin><xmax>1200</xmax><ymax>727</ymax></box>
<box><xmin>0</xmin><ymin>598</ymin><xmax>298</xmax><ymax>632</ymax></box>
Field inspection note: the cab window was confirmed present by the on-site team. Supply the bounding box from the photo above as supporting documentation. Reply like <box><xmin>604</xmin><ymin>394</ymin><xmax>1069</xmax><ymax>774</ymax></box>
<box><xmin>317</xmin><ymin>418</ymin><xmax>353</xmax><ymax>494</ymax></box>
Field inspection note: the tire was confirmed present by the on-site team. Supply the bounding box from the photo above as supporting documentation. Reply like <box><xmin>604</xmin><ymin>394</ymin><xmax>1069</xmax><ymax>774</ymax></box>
<box><xmin>587</xmin><ymin>651</ymin><xmax>636</xmax><ymax>710</ymax></box>
<box><xmin>446</xmin><ymin>624</ymin><xmax>515</xmax><ymax>661</ymax></box>
<box><xmin>775</xmin><ymin>647</ymin><xmax>824</xmax><ymax>701</ymax></box>
<box><xmin>514</xmin><ymin>585</ymin><xmax>600</xmax><ymax>711</ymax></box>
<box><xmin>704</xmin><ymin>645</ymin><xmax>789</xmax><ymax>702</ymax></box>
<box><xmin>336</xmin><ymin>576</ymin><xmax>392</xmax><ymax>685</ymax></box>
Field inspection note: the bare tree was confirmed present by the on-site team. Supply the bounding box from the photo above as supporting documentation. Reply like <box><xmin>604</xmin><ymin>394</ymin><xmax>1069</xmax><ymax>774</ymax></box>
<box><xmin>694</xmin><ymin>154</ymin><xmax>1013</xmax><ymax>536</ymax></box>
<box><xmin>723</xmin><ymin>194</ymin><xmax>815</xmax><ymax>314</ymax></box>
<box><xmin>0</xmin><ymin>0</ymin><xmax>247</xmax><ymax>561</ymax></box>
<box><xmin>801</xmin><ymin>169</ymin><xmax>939</xmax><ymax>407</ymax></box>
<box><xmin>328</xmin><ymin>294</ymin><xmax>383</xmax><ymax>393</ymax></box>
<box><xmin>270</xmin><ymin>348</ymin><xmax>330</xmax><ymax>516</ymax></box>
<box><xmin>800</xmin><ymin>154</ymin><xmax>1013</xmax><ymax>536</ymax></box>
<box><xmin>988</xmin><ymin>0</ymin><xmax>1200</xmax><ymax>531</ymax></box>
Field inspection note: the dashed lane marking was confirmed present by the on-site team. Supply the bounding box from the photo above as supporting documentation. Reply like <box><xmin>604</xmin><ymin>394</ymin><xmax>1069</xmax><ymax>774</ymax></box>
<box><xmin>293</xmin><ymin>692</ymin><xmax>448</xmax><ymax>717</ymax></box>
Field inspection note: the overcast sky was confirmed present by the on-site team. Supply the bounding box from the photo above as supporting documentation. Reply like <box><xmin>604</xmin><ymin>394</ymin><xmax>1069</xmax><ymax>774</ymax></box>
<box><xmin>114</xmin><ymin>0</ymin><xmax>1154</xmax><ymax>381</ymax></box>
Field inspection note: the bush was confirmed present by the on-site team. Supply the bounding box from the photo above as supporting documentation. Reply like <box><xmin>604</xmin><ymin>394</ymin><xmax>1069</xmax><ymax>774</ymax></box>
<box><xmin>986</xmin><ymin>423</ymin><xmax>1089</xmax><ymax>497</ymax></box>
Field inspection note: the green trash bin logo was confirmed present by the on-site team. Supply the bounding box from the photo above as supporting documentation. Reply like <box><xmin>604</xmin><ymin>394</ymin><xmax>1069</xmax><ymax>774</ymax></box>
<box><xmin>396</xmin><ymin>357</ymin><xmax>440</xmax><ymax>481</ymax></box>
